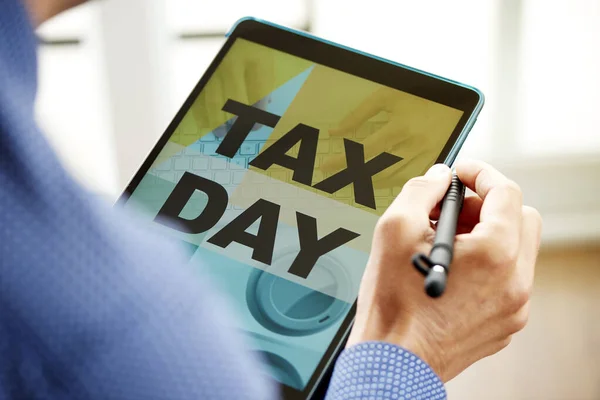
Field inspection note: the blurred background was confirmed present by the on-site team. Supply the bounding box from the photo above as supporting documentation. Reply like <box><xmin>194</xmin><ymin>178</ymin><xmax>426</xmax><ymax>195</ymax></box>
<box><xmin>34</xmin><ymin>0</ymin><xmax>599</xmax><ymax>398</ymax></box>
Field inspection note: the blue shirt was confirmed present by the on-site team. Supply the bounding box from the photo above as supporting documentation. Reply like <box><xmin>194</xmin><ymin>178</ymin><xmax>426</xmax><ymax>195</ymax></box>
<box><xmin>0</xmin><ymin>1</ymin><xmax>446</xmax><ymax>398</ymax></box>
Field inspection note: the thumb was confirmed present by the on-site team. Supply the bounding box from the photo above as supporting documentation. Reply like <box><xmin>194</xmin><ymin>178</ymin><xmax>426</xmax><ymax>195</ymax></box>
<box><xmin>391</xmin><ymin>164</ymin><xmax>452</xmax><ymax>220</ymax></box>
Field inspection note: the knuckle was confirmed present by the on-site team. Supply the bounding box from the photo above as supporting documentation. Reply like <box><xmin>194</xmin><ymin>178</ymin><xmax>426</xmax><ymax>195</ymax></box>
<box><xmin>500</xmin><ymin>179</ymin><xmax>523</xmax><ymax>199</ymax></box>
<box><xmin>486</xmin><ymin>218</ymin><xmax>512</xmax><ymax>235</ymax></box>
<box><xmin>501</xmin><ymin>287</ymin><xmax>530</xmax><ymax>315</ymax></box>
<box><xmin>488</xmin><ymin>336</ymin><xmax>513</xmax><ymax>357</ymax></box>
<box><xmin>523</xmin><ymin>206</ymin><xmax>543</xmax><ymax>231</ymax></box>
<box><xmin>510</xmin><ymin>310</ymin><xmax>530</xmax><ymax>334</ymax></box>
<box><xmin>376</xmin><ymin>212</ymin><xmax>411</xmax><ymax>238</ymax></box>
<box><xmin>403</xmin><ymin>176</ymin><xmax>431</xmax><ymax>190</ymax></box>
<box><xmin>467</xmin><ymin>234</ymin><xmax>490</xmax><ymax>253</ymax></box>
<box><xmin>496</xmin><ymin>246</ymin><xmax>520</xmax><ymax>269</ymax></box>
<box><xmin>498</xmin><ymin>336</ymin><xmax>513</xmax><ymax>351</ymax></box>
<box><xmin>522</xmin><ymin>205</ymin><xmax>540</xmax><ymax>219</ymax></box>
<box><xmin>475</xmin><ymin>236</ymin><xmax>519</xmax><ymax>269</ymax></box>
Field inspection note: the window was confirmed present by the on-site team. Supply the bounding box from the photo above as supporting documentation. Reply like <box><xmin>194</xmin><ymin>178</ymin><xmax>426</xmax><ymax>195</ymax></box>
<box><xmin>166</xmin><ymin>0</ymin><xmax>311</xmax><ymax>116</ymax></box>
<box><xmin>166</xmin><ymin>0</ymin><xmax>309</xmax><ymax>34</ymax></box>
<box><xmin>35</xmin><ymin>3</ymin><xmax>118</xmax><ymax>196</ymax></box>
<box><xmin>518</xmin><ymin>0</ymin><xmax>600</xmax><ymax>155</ymax></box>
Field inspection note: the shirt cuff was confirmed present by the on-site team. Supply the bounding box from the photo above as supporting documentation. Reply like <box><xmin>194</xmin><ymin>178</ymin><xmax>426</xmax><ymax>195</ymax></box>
<box><xmin>325</xmin><ymin>341</ymin><xmax>447</xmax><ymax>400</ymax></box>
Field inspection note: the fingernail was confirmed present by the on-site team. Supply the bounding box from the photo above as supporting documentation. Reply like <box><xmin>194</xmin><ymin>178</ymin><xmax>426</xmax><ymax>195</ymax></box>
<box><xmin>425</xmin><ymin>164</ymin><xmax>450</xmax><ymax>177</ymax></box>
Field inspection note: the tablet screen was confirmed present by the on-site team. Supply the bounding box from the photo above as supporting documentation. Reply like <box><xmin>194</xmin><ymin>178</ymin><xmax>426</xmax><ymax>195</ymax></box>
<box><xmin>122</xmin><ymin>37</ymin><xmax>464</xmax><ymax>392</ymax></box>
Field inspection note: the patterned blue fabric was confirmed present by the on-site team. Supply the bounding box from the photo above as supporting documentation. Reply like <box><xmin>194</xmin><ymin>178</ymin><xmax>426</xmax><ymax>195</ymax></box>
<box><xmin>0</xmin><ymin>1</ymin><xmax>446</xmax><ymax>399</ymax></box>
<box><xmin>325</xmin><ymin>343</ymin><xmax>446</xmax><ymax>400</ymax></box>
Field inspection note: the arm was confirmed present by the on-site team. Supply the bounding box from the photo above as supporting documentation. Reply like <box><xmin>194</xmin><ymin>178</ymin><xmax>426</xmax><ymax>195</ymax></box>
<box><xmin>0</xmin><ymin>189</ymin><xmax>279</xmax><ymax>400</ymax></box>
<box><xmin>325</xmin><ymin>160</ymin><xmax>542</xmax><ymax>399</ymax></box>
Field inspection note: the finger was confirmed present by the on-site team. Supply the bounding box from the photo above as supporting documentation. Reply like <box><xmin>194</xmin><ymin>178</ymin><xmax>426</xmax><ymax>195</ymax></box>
<box><xmin>429</xmin><ymin>204</ymin><xmax>441</xmax><ymax>221</ymax></box>
<box><xmin>507</xmin><ymin>301</ymin><xmax>530</xmax><ymax>335</ymax></box>
<box><xmin>455</xmin><ymin>221</ymin><xmax>477</xmax><ymax>235</ymax></box>
<box><xmin>455</xmin><ymin>159</ymin><xmax>523</xmax><ymax>237</ymax></box>
<box><xmin>430</xmin><ymin>194</ymin><xmax>482</xmax><ymax>223</ymax></box>
<box><xmin>431</xmin><ymin>191</ymin><xmax>483</xmax><ymax>235</ymax></box>
<box><xmin>515</xmin><ymin>206</ymin><xmax>543</xmax><ymax>293</ymax></box>
<box><xmin>329</xmin><ymin>88</ymin><xmax>386</xmax><ymax>136</ymax></box>
<box><xmin>454</xmin><ymin>196</ymin><xmax>484</xmax><ymax>234</ymax></box>
<box><xmin>389</xmin><ymin>164</ymin><xmax>452</xmax><ymax>228</ymax></box>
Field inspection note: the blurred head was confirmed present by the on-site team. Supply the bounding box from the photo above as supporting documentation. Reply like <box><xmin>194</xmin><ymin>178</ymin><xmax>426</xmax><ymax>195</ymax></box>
<box><xmin>24</xmin><ymin>0</ymin><xmax>87</xmax><ymax>26</ymax></box>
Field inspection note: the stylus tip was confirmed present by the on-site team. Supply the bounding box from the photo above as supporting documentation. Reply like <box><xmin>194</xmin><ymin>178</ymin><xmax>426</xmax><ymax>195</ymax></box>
<box><xmin>424</xmin><ymin>267</ymin><xmax>446</xmax><ymax>298</ymax></box>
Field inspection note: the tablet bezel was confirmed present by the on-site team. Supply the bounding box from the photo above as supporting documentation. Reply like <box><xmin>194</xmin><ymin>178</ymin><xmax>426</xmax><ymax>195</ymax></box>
<box><xmin>119</xmin><ymin>17</ymin><xmax>484</xmax><ymax>400</ymax></box>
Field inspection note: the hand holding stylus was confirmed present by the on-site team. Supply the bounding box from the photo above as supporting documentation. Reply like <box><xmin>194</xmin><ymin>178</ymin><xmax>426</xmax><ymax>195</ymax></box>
<box><xmin>347</xmin><ymin>160</ymin><xmax>542</xmax><ymax>383</ymax></box>
<box><xmin>412</xmin><ymin>172</ymin><xmax>465</xmax><ymax>298</ymax></box>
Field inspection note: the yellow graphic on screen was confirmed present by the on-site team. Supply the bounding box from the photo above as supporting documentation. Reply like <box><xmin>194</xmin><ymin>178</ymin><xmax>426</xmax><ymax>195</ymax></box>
<box><xmin>156</xmin><ymin>38</ymin><xmax>464</xmax><ymax>217</ymax></box>
<box><xmin>249</xmin><ymin>63</ymin><xmax>464</xmax><ymax>216</ymax></box>
<box><xmin>171</xmin><ymin>39</ymin><xmax>313</xmax><ymax>148</ymax></box>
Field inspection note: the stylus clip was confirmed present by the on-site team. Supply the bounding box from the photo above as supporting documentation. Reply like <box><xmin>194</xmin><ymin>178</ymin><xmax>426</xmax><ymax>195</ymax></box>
<box><xmin>411</xmin><ymin>253</ymin><xmax>435</xmax><ymax>277</ymax></box>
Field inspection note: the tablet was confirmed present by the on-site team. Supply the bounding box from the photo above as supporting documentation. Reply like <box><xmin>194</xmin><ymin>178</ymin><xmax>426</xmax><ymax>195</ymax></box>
<box><xmin>118</xmin><ymin>17</ymin><xmax>484</xmax><ymax>399</ymax></box>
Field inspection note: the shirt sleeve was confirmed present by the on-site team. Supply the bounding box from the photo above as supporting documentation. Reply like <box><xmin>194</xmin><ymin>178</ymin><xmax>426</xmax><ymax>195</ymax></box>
<box><xmin>0</xmin><ymin>190</ymin><xmax>280</xmax><ymax>400</ymax></box>
<box><xmin>325</xmin><ymin>342</ymin><xmax>447</xmax><ymax>400</ymax></box>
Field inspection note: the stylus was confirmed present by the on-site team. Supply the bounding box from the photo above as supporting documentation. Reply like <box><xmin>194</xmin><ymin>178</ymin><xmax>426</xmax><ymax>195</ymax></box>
<box><xmin>412</xmin><ymin>172</ymin><xmax>465</xmax><ymax>298</ymax></box>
